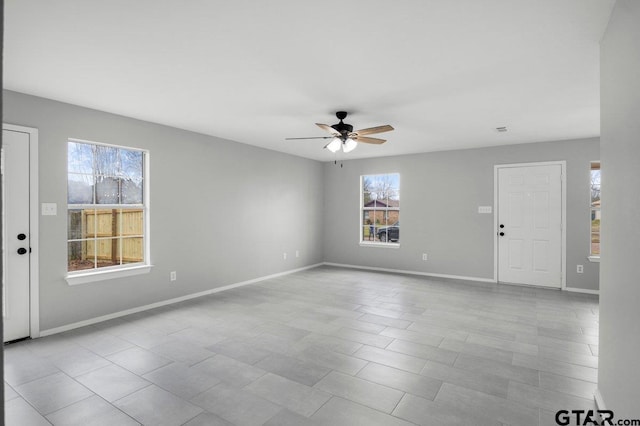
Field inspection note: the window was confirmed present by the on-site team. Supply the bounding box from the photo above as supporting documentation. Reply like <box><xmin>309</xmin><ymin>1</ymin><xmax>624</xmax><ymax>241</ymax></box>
<box><xmin>361</xmin><ymin>173</ymin><xmax>400</xmax><ymax>244</ymax></box>
<box><xmin>590</xmin><ymin>161</ymin><xmax>600</xmax><ymax>257</ymax></box>
<box><xmin>67</xmin><ymin>140</ymin><xmax>148</xmax><ymax>275</ymax></box>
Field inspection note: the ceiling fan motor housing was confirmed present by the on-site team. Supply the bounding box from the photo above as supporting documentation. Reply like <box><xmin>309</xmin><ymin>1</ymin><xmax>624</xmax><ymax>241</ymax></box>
<box><xmin>331</xmin><ymin>111</ymin><xmax>353</xmax><ymax>138</ymax></box>
<box><xmin>331</xmin><ymin>122</ymin><xmax>353</xmax><ymax>135</ymax></box>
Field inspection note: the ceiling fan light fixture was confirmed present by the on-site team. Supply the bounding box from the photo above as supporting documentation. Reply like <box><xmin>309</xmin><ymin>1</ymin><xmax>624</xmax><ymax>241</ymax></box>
<box><xmin>326</xmin><ymin>137</ymin><xmax>342</xmax><ymax>153</ymax></box>
<box><xmin>343</xmin><ymin>138</ymin><xmax>358</xmax><ymax>153</ymax></box>
<box><xmin>287</xmin><ymin>111</ymin><xmax>393</xmax><ymax>154</ymax></box>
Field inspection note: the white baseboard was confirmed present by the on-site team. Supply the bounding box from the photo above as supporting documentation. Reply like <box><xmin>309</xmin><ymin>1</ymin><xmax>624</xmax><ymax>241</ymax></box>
<box><xmin>323</xmin><ymin>262</ymin><xmax>497</xmax><ymax>284</ymax></box>
<box><xmin>565</xmin><ymin>287</ymin><xmax>600</xmax><ymax>295</ymax></box>
<box><xmin>40</xmin><ymin>263</ymin><xmax>323</xmax><ymax>337</ymax></box>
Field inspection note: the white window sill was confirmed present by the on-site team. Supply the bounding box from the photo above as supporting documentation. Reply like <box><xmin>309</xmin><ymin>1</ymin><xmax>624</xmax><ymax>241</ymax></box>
<box><xmin>359</xmin><ymin>242</ymin><xmax>401</xmax><ymax>249</ymax></box>
<box><xmin>588</xmin><ymin>256</ymin><xmax>600</xmax><ymax>263</ymax></box>
<box><xmin>66</xmin><ymin>264</ymin><xmax>153</xmax><ymax>285</ymax></box>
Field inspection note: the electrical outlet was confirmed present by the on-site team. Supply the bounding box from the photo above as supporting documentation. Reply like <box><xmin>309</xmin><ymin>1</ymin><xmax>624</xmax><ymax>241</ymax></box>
<box><xmin>295</xmin><ymin>250</ymin><xmax>299</xmax><ymax>258</ymax></box>
<box><xmin>283</xmin><ymin>252</ymin><xmax>287</xmax><ymax>260</ymax></box>
<box><xmin>422</xmin><ymin>253</ymin><xmax>428</xmax><ymax>261</ymax></box>
<box><xmin>170</xmin><ymin>271</ymin><xmax>177</xmax><ymax>281</ymax></box>
<box><xmin>576</xmin><ymin>265</ymin><xmax>584</xmax><ymax>274</ymax></box>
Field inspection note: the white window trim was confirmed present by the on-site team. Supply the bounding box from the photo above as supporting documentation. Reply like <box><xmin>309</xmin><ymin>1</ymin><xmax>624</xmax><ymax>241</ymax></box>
<box><xmin>66</xmin><ymin>139</ymin><xmax>151</xmax><ymax>285</ymax></box>
<box><xmin>359</xmin><ymin>242</ymin><xmax>401</xmax><ymax>248</ymax></box>
<box><xmin>66</xmin><ymin>264</ymin><xmax>153</xmax><ymax>285</ymax></box>
<box><xmin>359</xmin><ymin>173</ymin><xmax>400</xmax><ymax>247</ymax></box>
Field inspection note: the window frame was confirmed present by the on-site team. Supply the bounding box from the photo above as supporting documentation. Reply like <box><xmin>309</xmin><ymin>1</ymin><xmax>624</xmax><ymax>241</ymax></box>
<box><xmin>66</xmin><ymin>138</ymin><xmax>152</xmax><ymax>285</ymax></box>
<box><xmin>589</xmin><ymin>161</ymin><xmax>600</xmax><ymax>262</ymax></box>
<box><xmin>359</xmin><ymin>173</ymin><xmax>400</xmax><ymax>248</ymax></box>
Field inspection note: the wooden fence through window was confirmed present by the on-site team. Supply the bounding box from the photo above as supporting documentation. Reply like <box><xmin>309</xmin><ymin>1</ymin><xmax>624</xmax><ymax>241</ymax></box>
<box><xmin>71</xmin><ymin>209</ymin><xmax>144</xmax><ymax>264</ymax></box>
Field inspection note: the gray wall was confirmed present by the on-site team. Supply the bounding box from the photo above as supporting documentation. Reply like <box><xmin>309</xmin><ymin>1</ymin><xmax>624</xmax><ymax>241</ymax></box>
<box><xmin>599</xmin><ymin>0</ymin><xmax>640</xmax><ymax>417</ymax></box>
<box><xmin>3</xmin><ymin>88</ymin><xmax>602</xmax><ymax>334</ymax></box>
<box><xmin>323</xmin><ymin>138</ymin><xmax>600</xmax><ymax>291</ymax></box>
<box><xmin>3</xmin><ymin>90</ymin><xmax>325</xmax><ymax>331</ymax></box>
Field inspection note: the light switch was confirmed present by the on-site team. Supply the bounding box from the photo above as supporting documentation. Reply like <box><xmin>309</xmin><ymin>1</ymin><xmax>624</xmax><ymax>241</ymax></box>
<box><xmin>41</xmin><ymin>203</ymin><xmax>57</xmax><ymax>216</ymax></box>
<box><xmin>478</xmin><ymin>206</ymin><xmax>492</xmax><ymax>214</ymax></box>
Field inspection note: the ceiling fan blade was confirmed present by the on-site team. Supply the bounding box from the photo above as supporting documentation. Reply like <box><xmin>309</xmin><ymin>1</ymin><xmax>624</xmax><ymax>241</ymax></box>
<box><xmin>316</xmin><ymin>123</ymin><xmax>341</xmax><ymax>136</ymax></box>
<box><xmin>354</xmin><ymin>136</ymin><xmax>386</xmax><ymax>144</ymax></box>
<box><xmin>285</xmin><ymin>136</ymin><xmax>333</xmax><ymax>140</ymax></box>
<box><xmin>352</xmin><ymin>125</ymin><xmax>394</xmax><ymax>136</ymax></box>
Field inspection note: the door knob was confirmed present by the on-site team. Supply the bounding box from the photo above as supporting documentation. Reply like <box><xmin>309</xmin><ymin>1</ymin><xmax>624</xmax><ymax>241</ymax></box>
<box><xmin>499</xmin><ymin>232</ymin><xmax>505</xmax><ymax>237</ymax></box>
<box><xmin>499</xmin><ymin>224</ymin><xmax>504</xmax><ymax>229</ymax></box>
<box><xmin>17</xmin><ymin>233</ymin><xmax>26</xmax><ymax>240</ymax></box>
<box><xmin>17</xmin><ymin>247</ymin><xmax>27</xmax><ymax>255</ymax></box>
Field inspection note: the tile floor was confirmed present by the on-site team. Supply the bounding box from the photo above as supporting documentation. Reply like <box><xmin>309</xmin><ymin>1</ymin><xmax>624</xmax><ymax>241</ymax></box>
<box><xmin>3</xmin><ymin>266</ymin><xmax>599</xmax><ymax>425</ymax></box>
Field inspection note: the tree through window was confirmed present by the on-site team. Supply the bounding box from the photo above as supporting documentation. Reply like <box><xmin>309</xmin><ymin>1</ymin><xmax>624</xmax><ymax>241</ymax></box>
<box><xmin>361</xmin><ymin>173</ymin><xmax>400</xmax><ymax>243</ymax></box>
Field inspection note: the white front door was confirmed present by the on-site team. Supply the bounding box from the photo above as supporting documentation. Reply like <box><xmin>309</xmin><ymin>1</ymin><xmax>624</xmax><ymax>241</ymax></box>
<box><xmin>497</xmin><ymin>164</ymin><xmax>563</xmax><ymax>288</ymax></box>
<box><xmin>2</xmin><ymin>127</ymin><xmax>32</xmax><ymax>341</ymax></box>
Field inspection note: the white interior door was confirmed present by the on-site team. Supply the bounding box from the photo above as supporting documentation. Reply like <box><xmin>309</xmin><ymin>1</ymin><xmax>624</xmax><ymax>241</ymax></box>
<box><xmin>497</xmin><ymin>164</ymin><xmax>563</xmax><ymax>288</ymax></box>
<box><xmin>2</xmin><ymin>128</ymin><xmax>32</xmax><ymax>341</ymax></box>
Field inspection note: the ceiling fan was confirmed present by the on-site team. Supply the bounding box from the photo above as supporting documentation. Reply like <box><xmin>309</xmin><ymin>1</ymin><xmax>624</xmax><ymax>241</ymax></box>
<box><xmin>286</xmin><ymin>111</ymin><xmax>394</xmax><ymax>153</ymax></box>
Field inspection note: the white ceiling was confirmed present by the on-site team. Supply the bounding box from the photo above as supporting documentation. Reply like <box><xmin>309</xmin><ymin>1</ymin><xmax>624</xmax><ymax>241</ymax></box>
<box><xmin>4</xmin><ymin>0</ymin><xmax>615</xmax><ymax>161</ymax></box>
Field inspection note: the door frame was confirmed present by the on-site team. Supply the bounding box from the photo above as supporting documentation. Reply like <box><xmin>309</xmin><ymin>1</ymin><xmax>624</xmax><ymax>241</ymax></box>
<box><xmin>493</xmin><ymin>161</ymin><xmax>566</xmax><ymax>290</ymax></box>
<box><xmin>3</xmin><ymin>123</ymin><xmax>40</xmax><ymax>338</ymax></box>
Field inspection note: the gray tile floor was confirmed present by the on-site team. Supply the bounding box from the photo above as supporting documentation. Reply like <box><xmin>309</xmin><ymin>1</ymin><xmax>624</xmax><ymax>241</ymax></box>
<box><xmin>3</xmin><ymin>266</ymin><xmax>599</xmax><ymax>425</ymax></box>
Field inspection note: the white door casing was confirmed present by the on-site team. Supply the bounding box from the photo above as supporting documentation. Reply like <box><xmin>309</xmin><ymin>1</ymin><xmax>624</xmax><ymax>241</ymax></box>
<box><xmin>2</xmin><ymin>124</ymin><xmax>39</xmax><ymax>341</ymax></box>
<box><xmin>496</xmin><ymin>163</ymin><xmax>564</xmax><ymax>289</ymax></box>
